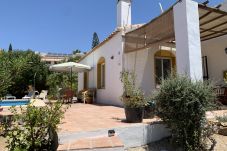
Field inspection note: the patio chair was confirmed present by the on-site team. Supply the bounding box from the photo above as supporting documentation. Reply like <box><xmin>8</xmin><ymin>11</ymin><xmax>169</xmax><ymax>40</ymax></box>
<box><xmin>62</xmin><ymin>89</ymin><xmax>74</xmax><ymax>104</ymax></box>
<box><xmin>37</xmin><ymin>90</ymin><xmax>48</xmax><ymax>100</ymax></box>
<box><xmin>82</xmin><ymin>89</ymin><xmax>96</xmax><ymax>104</ymax></box>
<box><xmin>5</xmin><ymin>94</ymin><xmax>16</xmax><ymax>100</ymax></box>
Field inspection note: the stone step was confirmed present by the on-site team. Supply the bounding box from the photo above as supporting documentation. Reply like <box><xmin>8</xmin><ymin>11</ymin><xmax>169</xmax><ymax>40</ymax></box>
<box><xmin>58</xmin><ymin>136</ymin><xmax>124</xmax><ymax>151</ymax></box>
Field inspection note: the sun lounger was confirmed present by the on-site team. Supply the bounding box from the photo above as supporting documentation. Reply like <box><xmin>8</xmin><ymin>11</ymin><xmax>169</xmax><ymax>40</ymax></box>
<box><xmin>37</xmin><ymin>90</ymin><xmax>48</xmax><ymax>102</ymax></box>
<box><xmin>5</xmin><ymin>94</ymin><xmax>16</xmax><ymax>100</ymax></box>
<box><xmin>23</xmin><ymin>91</ymin><xmax>39</xmax><ymax>99</ymax></box>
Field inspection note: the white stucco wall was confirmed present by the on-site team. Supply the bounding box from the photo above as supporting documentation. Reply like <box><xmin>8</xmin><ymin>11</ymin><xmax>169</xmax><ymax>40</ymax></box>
<box><xmin>123</xmin><ymin>33</ymin><xmax>227</xmax><ymax>92</ymax></box>
<box><xmin>124</xmin><ymin>46</ymin><xmax>176</xmax><ymax>95</ymax></box>
<box><xmin>201</xmin><ymin>35</ymin><xmax>227</xmax><ymax>84</ymax></box>
<box><xmin>78</xmin><ymin>32</ymin><xmax>124</xmax><ymax>106</ymax></box>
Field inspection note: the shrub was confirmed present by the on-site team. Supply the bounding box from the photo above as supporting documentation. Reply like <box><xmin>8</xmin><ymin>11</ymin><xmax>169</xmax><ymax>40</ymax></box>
<box><xmin>144</xmin><ymin>99</ymin><xmax>156</xmax><ymax>118</ymax></box>
<box><xmin>120</xmin><ymin>71</ymin><xmax>147</xmax><ymax>108</ymax></box>
<box><xmin>216</xmin><ymin>115</ymin><xmax>227</xmax><ymax>123</ymax></box>
<box><xmin>154</xmin><ymin>75</ymin><xmax>217</xmax><ymax>151</ymax></box>
<box><xmin>5</xmin><ymin>101</ymin><xmax>68</xmax><ymax>151</ymax></box>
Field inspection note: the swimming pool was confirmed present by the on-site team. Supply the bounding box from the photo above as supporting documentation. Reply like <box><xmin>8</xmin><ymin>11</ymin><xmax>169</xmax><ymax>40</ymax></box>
<box><xmin>0</xmin><ymin>100</ymin><xmax>30</xmax><ymax>107</ymax></box>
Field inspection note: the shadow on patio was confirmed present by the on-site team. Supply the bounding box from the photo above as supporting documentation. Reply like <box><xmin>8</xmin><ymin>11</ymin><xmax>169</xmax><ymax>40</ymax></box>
<box><xmin>58</xmin><ymin>103</ymin><xmax>160</xmax><ymax>134</ymax></box>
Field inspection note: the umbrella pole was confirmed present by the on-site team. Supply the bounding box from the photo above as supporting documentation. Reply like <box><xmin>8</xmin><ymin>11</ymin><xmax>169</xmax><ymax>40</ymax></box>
<box><xmin>71</xmin><ymin>67</ymin><xmax>73</xmax><ymax>103</ymax></box>
<box><xmin>71</xmin><ymin>67</ymin><xmax>73</xmax><ymax>91</ymax></box>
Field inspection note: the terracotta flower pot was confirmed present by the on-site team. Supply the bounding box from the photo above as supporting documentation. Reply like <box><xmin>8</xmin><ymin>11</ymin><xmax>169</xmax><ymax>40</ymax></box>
<box><xmin>85</xmin><ymin>97</ymin><xmax>93</xmax><ymax>104</ymax></box>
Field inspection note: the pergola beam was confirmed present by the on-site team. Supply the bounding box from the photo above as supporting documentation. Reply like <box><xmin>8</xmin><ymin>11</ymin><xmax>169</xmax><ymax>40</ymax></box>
<box><xmin>200</xmin><ymin>28</ymin><xmax>227</xmax><ymax>34</ymax></box>
<box><xmin>201</xmin><ymin>27</ymin><xmax>227</xmax><ymax>39</ymax></box>
<box><xmin>199</xmin><ymin>4</ymin><xmax>227</xmax><ymax>15</ymax></box>
<box><xmin>200</xmin><ymin>14</ymin><xmax>226</xmax><ymax>26</ymax></box>
<box><xmin>199</xmin><ymin>11</ymin><xmax>212</xmax><ymax>20</ymax></box>
<box><xmin>202</xmin><ymin>32</ymin><xmax>227</xmax><ymax>41</ymax></box>
<box><xmin>125</xmin><ymin>36</ymin><xmax>174</xmax><ymax>53</ymax></box>
<box><xmin>124</xmin><ymin>2</ymin><xmax>227</xmax><ymax>53</ymax></box>
<box><xmin>200</xmin><ymin>20</ymin><xmax>227</xmax><ymax>34</ymax></box>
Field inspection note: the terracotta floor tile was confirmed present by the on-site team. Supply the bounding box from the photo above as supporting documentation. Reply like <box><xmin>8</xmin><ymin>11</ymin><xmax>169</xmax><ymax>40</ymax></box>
<box><xmin>70</xmin><ymin>139</ymin><xmax>92</xmax><ymax>150</ymax></box>
<box><xmin>59</xmin><ymin>103</ymin><xmax>156</xmax><ymax>134</ymax></box>
<box><xmin>92</xmin><ymin>137</ymin><xmax>113</xmax><ymax>148</ymax></box>
<box><xmin>110</xmin><ymin>136</ymin><xmax>124</xmax><ymax>147</ymax></box>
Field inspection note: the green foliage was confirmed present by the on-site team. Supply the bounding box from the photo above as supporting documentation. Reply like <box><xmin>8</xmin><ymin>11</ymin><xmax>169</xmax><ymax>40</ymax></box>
<box><xmin>154</xmin><ymin>75</ymin><xmax>217</xmax><ymax>151</ymax></box>
<box><xmin>0</xmin><ymin>57</ymin><xmax>12</xmax><ymax>97</ymax></box>
<box><xmin>92</xmin><ymin>32</ymin><xmax>100</xmax><ymax>49</ymax></box>
<box><xmin>68</xmin><ymin>55</ymin><xmax>82</xmax><ymax>63</ymax></box>
<box><xmin>0</xmin><ymin>50</ymin><xmax>48</xmax><ymax>98</ymax></box>
<box><xmin>6</xmin><ymin>102</ymin><xmax>67</xmax><ymax>150</ymax></box>
<box><xmin>8</xmin><ymin>43</ymin><xmax>13</xmax><ymax>52</ymax></box>
<box><xmin>120</xmin><ymin>71</ymin><xmax>147</xmax><ymax>108</ymax></box>
<box><xmin>46</xmin><ymin>72</ymin><xmax>78</xmax><ymax>99</ymax></box>
<box><xmin>72</xmin><ymin>49</ymin><xmax>81</xmax><ymax>55</ymax></box>
<box><xmin>216</xmin><ymin>115</ymin><xmax>227</xmax><ymax>123</ymax></box>
<box><xmin>47</xmin><ymin>55</ymin><xmax>82</xmax><ymax>98</ymax></box>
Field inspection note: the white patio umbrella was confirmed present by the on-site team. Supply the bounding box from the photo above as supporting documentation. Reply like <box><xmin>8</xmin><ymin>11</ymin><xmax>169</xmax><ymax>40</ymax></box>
<box><xmin>49</xmin><ymin>62</ymin><xmax>91</xmax><ymax>90</ymax></box>
<box><xmin>49</xmin><ymin>62</ymin><xmax>91</xmax><ymax>73</ymax></box>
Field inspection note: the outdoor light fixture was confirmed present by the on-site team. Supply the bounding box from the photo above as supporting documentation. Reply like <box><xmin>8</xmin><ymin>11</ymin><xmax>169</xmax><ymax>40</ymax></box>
<box><xmin>225</xmin><ymin>48</ymin><xmax>227</xmax><ymax>54</ymax></box>
<box><xmin>108</xmin><ymin>129</ymin><xmax>115</xmax><ymax>137</ymax></box>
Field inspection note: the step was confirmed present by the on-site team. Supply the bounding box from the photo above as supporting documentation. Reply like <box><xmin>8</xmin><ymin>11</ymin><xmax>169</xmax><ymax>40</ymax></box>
<box><xmin>58</xmin><ymin>136</ymin><xmax>124</xmax><ymax>151</ymax></box>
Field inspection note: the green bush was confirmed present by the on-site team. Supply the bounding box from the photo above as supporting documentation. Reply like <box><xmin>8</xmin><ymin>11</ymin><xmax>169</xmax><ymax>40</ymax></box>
<box><xmin>0</xmin><ymin>50</ymin><xmax>48</xmax><ymax>98</ymax></box>
<box><xmin>5</xmin><ymin>102</ymin><xmax>68</xmax><ymax>151</ymax></box>
<box><xmin>120</xmin><ymin>71</ymin><xmax>147</xmax><ymax>108</ymax></box>
<box><xmin>154</xmin><ymin>75</ymin><xmax>217</xmax><ymax>151</ymax></box>
<box><xmin>216</xmin><ymin>115</ymin><xmax>227</xmax><ymax>123</ymax></box>
<box><xmin>0</xmin><ymin>57</ymin><xmax>12</xmax><ymax>97</ymax></box>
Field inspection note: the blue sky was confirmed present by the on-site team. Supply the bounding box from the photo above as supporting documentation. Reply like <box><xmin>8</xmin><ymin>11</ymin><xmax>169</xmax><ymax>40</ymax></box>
<box><xmin>0</xmin><ymin>0</ymin><xmax>224</xmax><ymax>53</ymax></box>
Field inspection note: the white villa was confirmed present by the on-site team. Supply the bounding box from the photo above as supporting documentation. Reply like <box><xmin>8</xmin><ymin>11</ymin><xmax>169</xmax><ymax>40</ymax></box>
<box><xmin>78</xmin><ymin>0</ymin><xmax>227</xmax><ymax>106</ymax></box>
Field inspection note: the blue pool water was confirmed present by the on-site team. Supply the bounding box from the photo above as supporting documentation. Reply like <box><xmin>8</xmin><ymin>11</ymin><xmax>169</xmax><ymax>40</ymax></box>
<box><xmin>0</xmin><ymin>100</ymin><xmax>30</xmax><ymax>106</ymax></box>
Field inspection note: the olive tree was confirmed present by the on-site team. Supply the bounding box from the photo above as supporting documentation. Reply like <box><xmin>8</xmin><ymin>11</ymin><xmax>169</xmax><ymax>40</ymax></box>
<box><xmin>154</xmin><ymin>75</ymin><xmax>217</xmax><ymax>151</ymax></box>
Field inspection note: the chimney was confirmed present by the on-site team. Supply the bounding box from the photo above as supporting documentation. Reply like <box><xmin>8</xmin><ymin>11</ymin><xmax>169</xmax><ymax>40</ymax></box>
<box><xmin>221</xmin><ymin>0</ymin><xmax>227</xmax><ymax>11</ymax></box>
<box><xmin>117</xmin><ymin>0</ymin><xmax>132</xmax><ymax>27</ymax></box>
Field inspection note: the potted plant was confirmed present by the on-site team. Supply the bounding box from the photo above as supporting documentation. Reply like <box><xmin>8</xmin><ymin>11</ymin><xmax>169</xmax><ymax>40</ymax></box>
<box><xmin>120</xmin><ymin>71</ymin><xmax>147</xmax><ymax>123</ymax></box>
<box><xmin>144</xmin><ymin>99</ymin><xmax>156</xmax><ymax>119</ymax></box>
<box><xmin>84</xmin><ymin>90</ymin><xmax>94</xmax><ymax>104</ymax></box>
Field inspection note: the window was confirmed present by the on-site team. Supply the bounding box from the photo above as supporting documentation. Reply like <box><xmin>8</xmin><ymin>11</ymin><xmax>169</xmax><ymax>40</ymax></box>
<box><xmin>84</xmin><ymin>72</ymin><xmax>89</xmax><ymax>89</ymax></box>
<box><xmin>101</xmin><ymin>63</ymin><xmax>105</xmax><ymax>88</ymax></box>
<box><xmin>155</xmin><ymin>58</ymin><xmax>172</xmax><ymax>85</ymax></box>
<box><xmin>154</xmin><ymin>50</ymin><xmax>176</xmax><ymax>86</ymax></box>
<box><xmin>97</xmin><ymin>57</ymin><xmax>105</xmax><ymax>89</ymax></box>
<box><xmin>202</xmin><ymin>56</ymin><xmax>209</xmax><ymax>80</ymax></box>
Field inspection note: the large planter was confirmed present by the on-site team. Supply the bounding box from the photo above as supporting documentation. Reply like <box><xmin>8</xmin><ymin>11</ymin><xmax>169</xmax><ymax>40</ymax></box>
<box><xmin>85</xmin><ymin>97</ymin><xmax>93</xmax><ymax>104</ymax></box>
<box><xmin>124</xmin><ymin>107</ymin><xmax>144</xmax><ymax>123</ymax></box>
<box><xmin>144</xmin><ymin>100</ymin><xmax>156</xmax><ymax>119</ymax></box>
<box><xmin>144</xmin><ymin>106</ymin><xmax>155</xmax><ymax>119</ymax></box>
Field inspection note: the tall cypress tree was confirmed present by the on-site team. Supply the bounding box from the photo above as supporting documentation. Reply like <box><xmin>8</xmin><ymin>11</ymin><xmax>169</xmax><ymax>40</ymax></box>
<box><xmin>9</xmin><ymin>43</ymin><xmax>13</xmax><ymax>52</ymax></box>
<box><xmin>92</xmin><ymin>32</ymin><xmax>100</xmax><ymax>49</ymax></box>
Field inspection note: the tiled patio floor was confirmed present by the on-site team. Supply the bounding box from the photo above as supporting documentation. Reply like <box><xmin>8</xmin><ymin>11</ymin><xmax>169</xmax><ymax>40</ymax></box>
<box><xmin>59</xmin><ymin>103</ymin><xmax>227</xmax><ymax>134</ymax></box>
<box><xmin>58</xmin><ymin>103</ymin><xmax>157</xmax><ymax>134</ymax></box>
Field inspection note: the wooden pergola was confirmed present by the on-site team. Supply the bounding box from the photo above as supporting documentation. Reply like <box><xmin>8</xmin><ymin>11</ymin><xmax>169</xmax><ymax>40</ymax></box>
<box><xmin>124</xmin><ymin>3</ymin><xmax>227</xmax><ymax>53</ymax></box>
